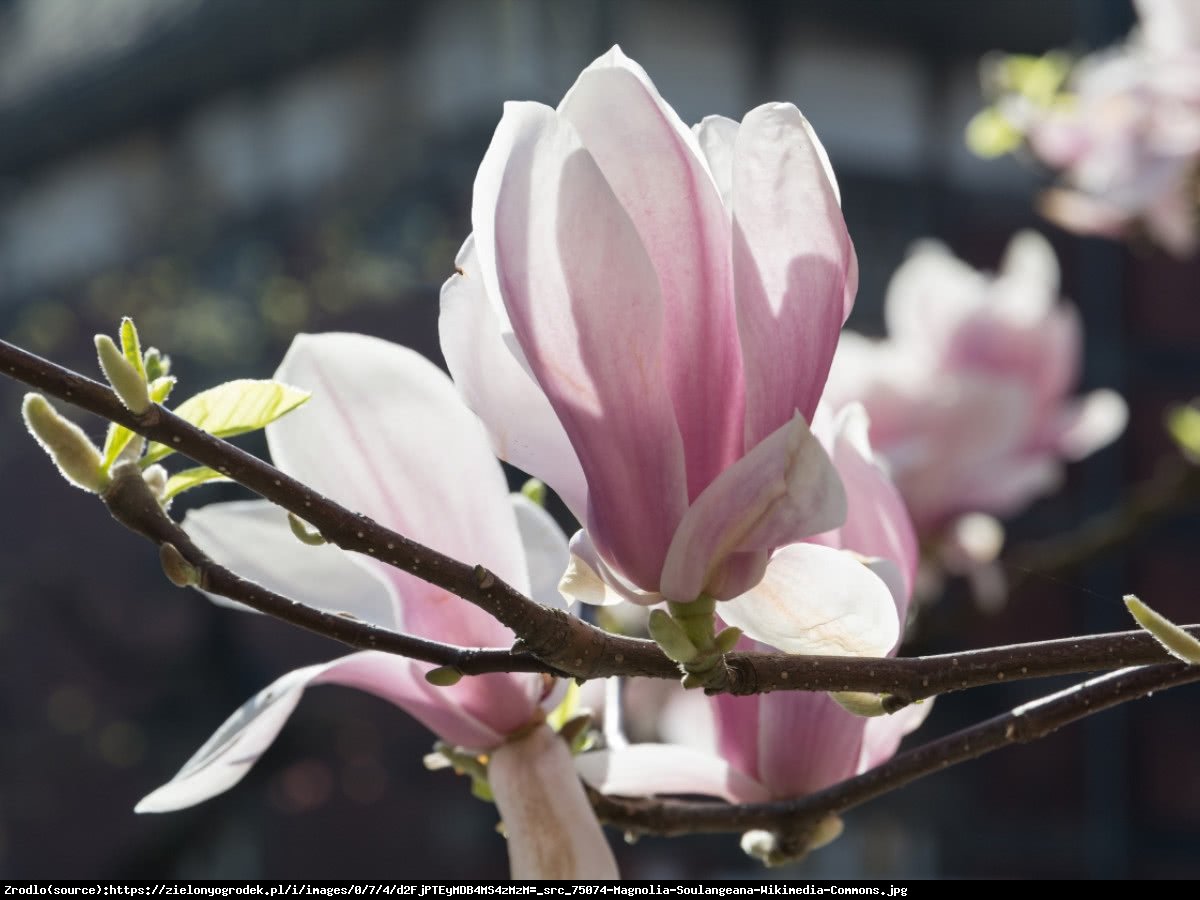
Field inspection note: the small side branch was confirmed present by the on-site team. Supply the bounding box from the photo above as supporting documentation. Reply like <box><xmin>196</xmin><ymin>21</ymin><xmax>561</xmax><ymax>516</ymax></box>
<box><xmin>592</xmin><ymin>662</ymin><xmax>1200</xmax><ymax>841</ymax></box>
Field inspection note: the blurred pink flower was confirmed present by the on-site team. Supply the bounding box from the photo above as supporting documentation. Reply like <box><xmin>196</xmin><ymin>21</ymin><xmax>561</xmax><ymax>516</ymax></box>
<box><xmin>1029</xmin><ymin>0</ymin><xmax>1200</xmax><ymax>254</ymax></box>
<box><xmin>577</xmin><ymin>406</ymin><xmax>927</xmax><ymax>810</ymax></box>
<box><xmin>441</xmin><ymin>47</ymin><xmax>897</xmax><ymax>656</ymax></box>
<box><xmin>824</xmin><ymin>232</ymin><xmax>1127</xmax><ymax>536</ymax></box>
<box><xmin>136</xmin><ymin>333</ymin><xmax>617</xmax><ymax>879</ymax></box>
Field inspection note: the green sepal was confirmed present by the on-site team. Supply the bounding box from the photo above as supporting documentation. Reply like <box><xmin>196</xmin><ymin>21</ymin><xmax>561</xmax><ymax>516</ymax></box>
<box><xmin>714</xmin><ymin>626</ymin><xmax>743</xmax><ymax>654</ymax></box>
<box><xmin>162</xmin><ymin>466</ymin><xmax>231</xmax><ymax>502</ymax></box>
<box><xmin>648</xmin><ymin>609</ymin><xmax>698</xmax><ymax>664</ymax></box>
<box><xmin>1125</xmin><ymin>595</ymin><xmax>1200</xmax><ymax>664</ymax></box>
<box><xmin>143</xmin><ymin>379</ymin><xmax>311</xmax><ymax>464</ymax></box>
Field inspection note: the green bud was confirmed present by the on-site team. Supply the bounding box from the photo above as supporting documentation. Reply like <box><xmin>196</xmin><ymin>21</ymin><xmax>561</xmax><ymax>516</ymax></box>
<box><xmin>520</xmin><ymin>478</ymin><xmax>547</xmax><ymax>507</ymax></box>
<box><xmin>828</xmin><ymin>691</ymin><xmax>893</xmax><ymax>718</ymax></box>
<box><xmin>148</xmin><ymin>375</ymin><xmax>176</xmax><ymax>405</ymax></box>
<box><xmin>143</xmin><ymin>347</ymin><xmax>171</xmax><ymax>381</ymax></box>
<box><xmin>119</xmin><ymin>317</ymin><xmax>147</xmax><ymax>380</ymax></box>
<box><xmin>425</xmin><ymin>666</ymin><xmax>464</xmax><ymax>687</ymax></box>
<box><xmin>159</xmin><ymin>543</ymin><xmax>199</xmax><ymax>587</ymax></box>
<box><xmin>1125</xmin><ymin>595</ymin><xmax>1200</xmax><ymax>664</ymax></box>
<box><xmin>714</xmin><ymin>626</ymin><xmax>743</xmax><ymax>654</ymax></box>
<box><xmin>648</xmin><ymin>608</ymin><xmax>698</xmax><ymax>664</ymax></box>
<box><xmin>287</xmin><ymin>513</ymin><xmax>326</xmax><ymax>546</ymax></box>
<box><xmin>22</xmin><ymin>394</ymin><xmax>108</xmax><ymax>493</ymax></box>
<box><xmin>95</xmin><ymin>334</ymin><xmax>151</xmax><ymax>414</ymax></box>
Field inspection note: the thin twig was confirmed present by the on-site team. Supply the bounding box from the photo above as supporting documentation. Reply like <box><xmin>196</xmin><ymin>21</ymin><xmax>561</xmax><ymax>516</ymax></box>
<box><xmin>591</xmin><ymin>662</ymin><xmax>1200</xmax><ymax>857</ymax></box>
<box><xmin>100</xmin><ymin>462</ymin><xmax>559</xmax><ymax>677</ymax></box>
<box><xmin>3</xmin><ymin>337</ymin><xmax>1198</xmax><ymax>698</ymax></box>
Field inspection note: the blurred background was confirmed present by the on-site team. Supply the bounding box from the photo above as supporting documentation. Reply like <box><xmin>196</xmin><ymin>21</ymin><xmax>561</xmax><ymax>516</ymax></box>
<box><xmin>0</xmin><ymin>0</ymin><xmax>1197</xmax><ymax>879</ymax></box>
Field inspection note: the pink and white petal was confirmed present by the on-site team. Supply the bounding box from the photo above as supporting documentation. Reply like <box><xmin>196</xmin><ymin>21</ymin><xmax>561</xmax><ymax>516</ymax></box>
<box><xmin>265</xmin><ymin>333</ymin><xmax>523</xmax><ymax>649</ymax></box>
<box><xmin>954</xmin><ymin>455</ymin><xmax>1064</xmax><ymax>519</ymax></box>
<box><xmin>732</xmin><ymin>103</ymin><xmax>857</xmax><ymax>447</ymax></box>
<box><xmin>998</xmin><ymin>230</ymin><xmax>1060</xmax><ymax>319</ymax></box>
<box><xmin>693</xmin><ymin>115</ymin><xmax>739</xmax><ymax>208</ymax></box>
<box><xmin>825</xmin><ymin>404</ymin><xmax>918</xmax><ymax>615</ymax></box>
<box><xmin>1050</xmin><ymin>388</ymin><xmax>1128</xmax><ymax>460</ymax></box>
<box><xmin>757</xmin><ymin>692</ymin><xmax>865</xmax><ymax>798</ymax></box>
<box><xmin>718</xmin><ymin>543</ymin><xmax>899</xmax><ymax>656</ymax></box>
<box><xmin>884</xmin><ymin>241</ymin><xmax>987</xmax><ymax>351</ymax></box>
<box><xmin>559</xmin><ymin>530</ymin><xmax>661</xmax><ymax>607</ymax></box>
<box><xmin>183</xmin><ymin>499</ymin><xmax>399</xmax><ymax>629</ymax></box>
<box><xmin>561</xmin><ymin>51</ymin><xmax>744</xmax><ymax>499</ymax></box>
<box><xmin>135</xmin><ymin>653</ymin><xmax>514</xmax><ymax>813</ymax></box>
<box><xmin>858</xmin><ymin>698</ymin><xmax>934</xmax><ymax>773</ymax></box>
<box><xmin>660</xmin><ymin>413</ymin><xmax>846</xmax><ymax>603</ymax></box>
<box><xmin>472</xmin><ymin>101</ymin><xmax>688</xmax><ymax>592</ymax></box>
<box><xmin>711</xmin><ymin>691</ymin><xmax>762</xmax><ymax>784</ymax></box>
<box><xmin>510</xmin><ymin>493</ymin><xmax>571</xmax><ymax>612</ymax></box>
<box><xmin>439</xmin><ymin>236</ymin><xmax>588</xmax><ymax>519</ymax></box>
<box><xmin>575</xmin><ymin>745</ymin><xmax>770</xmax><ymax>804</ymax></box>
<box><xmin>489</xmin><ymin>724</ymin><xmax>619</xmax><ymax>879</ymax></box>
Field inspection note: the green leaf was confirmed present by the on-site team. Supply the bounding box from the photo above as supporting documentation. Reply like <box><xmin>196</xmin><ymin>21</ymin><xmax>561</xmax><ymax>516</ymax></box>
<box><xmin>1167</xmin><ymin>402</ymin><xmax>1200</xmax><ymax>461</ymax></box>
<box><xmin>100</xmin><ymin>423</ymin><xmax>138</xmax><ymax>471</ymax></box>
<box><xmin>144</xmin><ymin>379</ymin><xmax>310</xmax><ymax>464</ymax></box>
<box><xmin>162</xmin><ymin>466</ymin><xmax>231</xmax><ymax>501</ymax></box>
<box><xmin>120</xmin><ymin>318</ymin><xmax>147</xmax><ymax>382</ymax></box>
<box><xmin>149</xmin><ymin>375</ymin><xmax>176</xmax><ymax>405</ymax></box>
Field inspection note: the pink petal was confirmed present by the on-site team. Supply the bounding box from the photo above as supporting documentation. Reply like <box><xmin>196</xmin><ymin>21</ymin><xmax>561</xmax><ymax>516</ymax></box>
<box><xmin>561</xmin><ymin>49</ymin><xmax>745</xmax><ymax>500</ymax></box>
<box><xmin>575</xmin><ymin>745</ymin><xmax>770</xmax><ymax>804</ymax></box>
<box><xmin>490</xmin><ymin>724</ymin><xmax>619</xmax><ymax>879</ymax></box>
<box><xmin>559</xmin><ymin>530</ymin><xmax>661</xmax><ymax>607</ymax></box>
<box><xmin>265</xmin><ymin>333</ymin><xmax>523</xmax><ymax>650</ymax></box>
<box><xmin>660</xmin><ymin>413</ymin><xmax>846</xmax><ymax>603</ymax></box>
<box><xmin>858</xmin><ymin>699</ymin><xmax>934</xmax><ymax>773</ymax></box>
<box><xmin>136</xmin><ymin>653</ymin><xmax>527</xmax><ymax>812</ymax></box>
<box><xmin>731</xmin><ymin>103</ymin><xmax>857</xmax><ymax>448</ymax></box>
<box><xmin>718</xmin><ymin>543</ymin><xmax>899</xmax><ymax>656</ymax></box>
<box><xmin>824</xmin><ymin>404</ymin><xmax>918</xmax><ymax>621</ymax></box>
<box><xmin>757</xmin><ymin>691</ymin><xmax>866</xmax><ymax>798</ymax></box>
<box><xmin>439</xmin><ymin>236</ymin><xmax>588</xmax><ymax>519</ymax></box>
<box><xmin>471</xmin><ymin>101</ymin><xmax>688</xmax><ymax>592</ymax></box>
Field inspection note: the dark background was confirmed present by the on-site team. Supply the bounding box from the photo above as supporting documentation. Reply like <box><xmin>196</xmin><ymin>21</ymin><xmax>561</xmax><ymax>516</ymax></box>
<box><xmin>0</xmin><ymin>0</ymin><xmax>1196</xmax><ymax>879</ymax></box>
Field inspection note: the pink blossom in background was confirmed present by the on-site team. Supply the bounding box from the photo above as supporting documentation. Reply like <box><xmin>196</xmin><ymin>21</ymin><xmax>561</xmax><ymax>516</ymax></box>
<box><xmin>823</xmin><ymin>231</ymin><xmax>1127</xmax><ymax>539</ymax></box>
<box><xmin>577</xmin><ymin>404</ymin><xmax>929</xmax><ymax>812</ymax></box>
<box><xmin>136</xmin><ymin>334</ymin><xmax>617</xmax><ymax>879</ymax></box>
<box><xmin>1028</xmin><ymin>0</ymin><xmax>1200</xmax><ymax>254</ymax></box>
<box><xmin>440</xmin><ymin>46</ymin><xmax>898</xmax><ymax>656</ymax></box>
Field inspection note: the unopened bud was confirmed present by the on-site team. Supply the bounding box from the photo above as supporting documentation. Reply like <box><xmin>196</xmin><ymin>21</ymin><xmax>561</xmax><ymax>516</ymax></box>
<box><xmin>520</xmin><ymin>478</ymin><xmax>547</xmax><ymax>507</ymax></box>
<box><xmin>142</xmin><ymin>464</ymin><xmax>168</xmax><ymax>499</ymax></box>
<box><xmin>829</xmin><ymin>691</ymin><xmax>892</xmax><ymax>717</ymax></box>
<box><xmin>95</xmin><ymin>334</ymin><xmax>150</xmax><ymax>413</ymax></box>
<box><xmin>1125</xmin><ymin>595</ymin><xmax>1200</xmax><ymax>664</ymax></box>
<box><xmin>143</xmin><ymin>347</ymin><xmax>171</xmax><ymax>381</ymax></box>
<box><xmin>287</xmin><ymin>513</ymin><xmax>326</xmax><ymax>545</ymax></box>
<box><xmin>425</xmin><ymin>666</ymin><xmax>464</xmax><ymax>687</ymax></box>
<box><xmin>159</xmin><ymin>543</ymin><xmax>199</xmax><ymax>587</ymax></box>
<box><xmin>714</xmin><ymin>626</ymin><xmax>743</xmax><ymax>653</ymax></box>
<box><xmin>22</xmin><ymin>394</ymin><xmax>108</xmax><ymax>493</ymax></box>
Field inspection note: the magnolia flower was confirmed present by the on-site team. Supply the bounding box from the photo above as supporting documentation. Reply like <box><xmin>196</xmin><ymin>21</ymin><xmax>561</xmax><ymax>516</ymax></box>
<box><xmin>136</xmin><ymin>333</ymin><xmax>618</xmax><ymax>880</ymax></box>
<box><xmin>440</xmin><ymin>47</ymin><xmax>898</xmax><ymax>656</ymax></box>
<box><xmin>576</xmin><ymin>405</ymin><xmax>929</xmax><ymax>834</ymax></box>
<box><xmin>1006</xmin><ymin>0</ymin><xmax>1200</xmax><ymax>254</ymax></box>
<box><xmin>824</xmin><ymin>231</ymin><xmax>1127</xmax><ymax>537</ymax></box>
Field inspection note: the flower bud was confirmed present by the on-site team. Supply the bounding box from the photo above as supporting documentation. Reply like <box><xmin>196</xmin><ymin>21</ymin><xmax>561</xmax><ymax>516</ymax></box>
<box><xmin>22</xmin><ymin>394</ymin><xmax>108</xmax><ymax>493</ymax></box>
<box><xmin>95</xmin><ymin>334</ymin><xmax>151</xmax><ymax>414</ymax></box>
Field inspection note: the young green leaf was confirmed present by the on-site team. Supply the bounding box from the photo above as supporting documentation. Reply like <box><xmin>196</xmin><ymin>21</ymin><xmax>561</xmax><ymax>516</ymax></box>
<box><xmin>143</xmin><ymin>379</ymin><xmax>310</xmax><ymax>464</ymax></box>
<box><xmin>162</xmin><ymin>466</ymin><xmax>232</xmax><ymax>502</ymax></box>
<box><xmin>119</xmin><ymin>318</ymin><xmax>147</xmax><ymax>381</ymax></box>
<box><xmin>100</xmin><ymin>423</ymin><xmax>139</xmax><ymax>471</ymax></box>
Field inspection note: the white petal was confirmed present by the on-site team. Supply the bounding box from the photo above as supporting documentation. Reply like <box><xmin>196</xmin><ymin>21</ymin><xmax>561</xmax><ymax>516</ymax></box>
<box><xmin>718</xmin><ymin>543</ymin><xmax>899</xmax><ymax>656</ymax></box>
<box><xmin>575</xmin><ymin>745</ymin><xmax>770</xmax><ymax>804</ymax></box>
<box><xmin>490</xmin><ymin>724</ymin><xmax>619</xmax><ymax>879</ymax></box>
<box><xmin>693</xmin><ymin>115</ymin><xmax>739</xmax><ymax>208</ymax></box>
<box><xmin>559</xmin><ymin>530</ymin><xmax>662</xmax><ymax>607</ymax></box>
<box><xmin>1054</xmin><ymin>388</ymin><xmax>1128</xmax><ymax>460</ymax></box>
<box><xmin>183</xmin><ymin>499</ymin><xmax>399</xmax><ymax>629</ymax></box>
<box><xmin>510</xmin><ymin>493</ymin><xmax>571</xmax><ymax>612</ymax></box>
<box><xmin>265</xmin><ymin>333</ymin><xmax>524</xmax><ymax>648</ymax></box>
<box><xmin>858</xmin><ymin>698</ymin><xmax>934</xmax><ymax>773</ymax></box>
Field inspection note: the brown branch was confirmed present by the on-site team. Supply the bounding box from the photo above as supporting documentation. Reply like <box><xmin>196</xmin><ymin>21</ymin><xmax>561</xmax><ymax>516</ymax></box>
<box><xmin>99</xmin><ymin>461</ymin><xmax>558</xmax><ymax>677</ymax></box>
<box><xmin>4</xmin><ymin>337</ymin><xmax>1198</xmax><ymax>699</ymax></box>
<box><xmin>591</xmin><ymin>662</ymin><xmax>1200</xmax><ymax>859</ymax></box>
